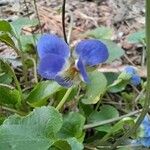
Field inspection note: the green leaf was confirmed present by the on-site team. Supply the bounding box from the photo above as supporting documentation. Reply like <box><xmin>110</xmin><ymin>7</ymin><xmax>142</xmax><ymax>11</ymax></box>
<box><xmin>111</xmin><ymin>117</ymin><xmax>135</xmax><ymax>134</ymax></box>
<box><xmin>0</xmin><ymin>84</ymin><xmax>21</xmax><ymax>105</ymax></box>
<box><xmin>0</xmin><ymin>73</ymin><xmax>12</xmax><ymax>84</ymax></box>
<box><xmin>117</xmin><ymin>147</ymin><xmax>134</xmax><ymax>150</ymax></box>
<box><xmin>52</xmin><ymin>140</ymin><xmax>71</xmax><ymax>150</ymax></box>
<box><xmin>52</xmin><ymin>138</ymin><xmax>83</xmax><ymax>150</ymax></box>
<box><xmin>82</xmin><ymin>71</ymin><xmax>107</xmax><ymax>104</ymax></box>
<box><xmin>0</xmin><ymin>33</ymin><xmax>17</xmax><ymax>51</ymax></box>
<box><xmin>88</xmin><ymin>105</ymin><xmax>119</xmax><ymax>132</ymax></box>
<box><xmin>0</xmin><ymin>115</ymin><xmax>5</xmax><ymax>125</ymax></box>
<box><xmin>108</xmin><ymin>79</ymin><xmax>128</xmax><ymax>93</ymax></box>
<box><xmin>57</xmin><ymin>112</ymin><xmax>85</xmax><ymax>142</ymax></box>
<box><xmin>127</xmin><ymin>30</ymin><xmax>145</xmax><ymax>44</ymax></box>
<box><xmin>26</xmin><ymin>81</ymin><xmax>62</xmax><ymax>107</ymax></box>
<box><xmin>88</xmin><ymin>105</ymin><xmax>119</xmax><ymax>121</ymax></box>
<box><xmin>101</xmin><ymin>40</ymin><xmax>124</xmax><ymax>62</ymax></box>
<box><xmin>104</xmin><ymin>72</ymin><xmax>118</xmax><ymax>85</ymax></box>
<box><xmin>85</xmin><ymin>26</ymin><xmax>113</xmax><ymax>40</ymax></box>
<box><xmin>19</xmin><ymin>34</ymin><xmax>40</xmax><ymax>52</ymax></box>
<box><xmin>66</xmin><ymin>138</ymin><xmax>84</xmax><ymax>150</ymax></box>
<box><xmin>0</xmin><ymin>106</ymin><xmax>63</xmax><ymax>150</ymax></box>
<box><xmin>11</xmin><ymin>17</ymin><xmax>39</xmax><ymax>36</ymax></box>
<box><xmin>0</xmin><ymin>20</ymin><xmax>12</xmax><ymax>33</ymax></box>
<box><xmin>108</xmin><ymin>72</ymin><xmax>131</xmax><ymax>93</ymax></box>
<box><xmin>54</xmin><ymin>87</ymin><xmax>78</xmax><ymax>102</ymax></box>
<box><xmin>79</xmin><ymin>102</ymin><xmax>93</xmax><ymax>118</ymax></box>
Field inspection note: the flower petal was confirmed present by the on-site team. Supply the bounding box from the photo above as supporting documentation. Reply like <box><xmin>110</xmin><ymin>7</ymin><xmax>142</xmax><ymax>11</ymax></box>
<box><xmin>38</xmin><ymin>54</ymin><xmax>67</xmax><ymax>80</ymax></box>
<box><xmin>75</xmin><ymin>39</ymin><xmax>109</xmax><ymax>66</ymax></box>
<box><xmin>124</xmin><ymin>66</ymin><xmax>136</xmax><ymax>75</ymax></box>
<box><xmin>37</xmin><ymin>34</ymin><xmax>70</xmax><ymax>59</ymax></box>
<box><xmin>76</xmin><ymin>58</ymin><xmax>89</xmax><ymax>83</ymax></box>
<box><xmin>130</xmin><ymin>74</ymin><xmax>141</xmax><ymax>86</ymax></box>
<box><xmin>140</xmin><ymin>137</ymin><xmax>150</xmax><ymax>147</ymax></box>
<box><xmin>55</xmin><ymin>75</ymin><xmax>73</xmax><ymax>88</ymax></box>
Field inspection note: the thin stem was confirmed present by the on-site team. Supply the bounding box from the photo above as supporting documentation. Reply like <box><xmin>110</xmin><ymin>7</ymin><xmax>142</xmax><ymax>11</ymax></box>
<box><xmin>97</xmin><ymin>144</ymin><xmax>142</xmax><ymax>149</ymax></box>
<box><xmin>24</xmin><ymin>0</ymin><xmax>37</xmax><ymax>46</ymax></box>
<box><xmin>28</xmin><ymin>57</ymin><xmax>38</xmax><ymax>83</ymax></box>
<box><xmin>135</xmin><ymin>88</ymin><xmax>145</xmax><ymax>103</ymax></box>
<box><xmin>84</xmin><ymin>145</ymin><xmax>97</xmax><ymax>150</ymax></box>
<box><xmin>33</xmin><ymin>0</ymin><xmax>43</xmax><ymax>34</ymax></box>
<box><xmin>10</xmin><ymin>30</ymin><xmax>28</xmax><ymax>86</ymax></box>
<box><xmin>16</xmin><ymin>37</ymin><xmax>28</xmax><ymax>86</ymax></box>
<box><xmin>142</xmin><ymin>45</ymin><xmax>146</xmax><ymax>67</ymax></box>
<box><xmin>98</xmin><ymin>132</ymin><xmax>112</xmax><ymax>145</ymax></box>
<box><xmin>24</xmin><ymin>0</ymin><xmax>30</xmax><ymax>17</ymax></box>
<box><xmin>21</xmin><ymin>54</ymin><xmax>28</xmax><ymax>86</ymax></box>
<box><xmin>67</xmin><ymin>10</ymin><xmax>74</xmax><ymax>44</ymax></box>
<box><xmin>1</xmin><ymin>60</ymin><xmax>22</xmax><ymax>95</ymax></box>
<box><xmin>83</xmin><ymin>109</ymin><xmax>142</xmax><ymax>130</ymax></box>
<box><xmin>112</xmin><ymin>1</ymin><xmax>150</xmax><ymax>148</ymax></box>
<box><xmin>95</xmin><ymin>95</ymin><xmax>104</xmax><ymax>111</ymax></box>
<box><xmin>62</xmin><ymin>0</ymin><xmax>68</xmax><ymax>44</ymax></box>
<box><xmin>1</xmin><ymin>106</ymin><xmax>26</xmax><ymax>115</ymax></box>
<box><xmin>56</xmin><ymin>86</ymin><xmax>73</xmax><ymax>111</ymax></box>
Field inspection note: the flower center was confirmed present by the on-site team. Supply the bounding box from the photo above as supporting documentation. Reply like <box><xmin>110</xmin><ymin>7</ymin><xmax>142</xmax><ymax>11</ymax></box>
<box><xmin>69</xmin><ymin>66</ymin><xmax>78</xmax><ymax>77</ymax></box>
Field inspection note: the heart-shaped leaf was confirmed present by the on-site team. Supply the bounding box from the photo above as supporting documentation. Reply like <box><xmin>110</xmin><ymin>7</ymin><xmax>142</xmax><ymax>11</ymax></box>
<box><xmin>101</xmin><ymin>40</ymin><xmax>124</xmax><ymax>62</ymax></box>
<box><xmin>0</xmin><ymin>84</ymin><xmax>21</xmax><ymax>105</ymax></box>
<box><xmin>58</xmin><ymin>112</ymin><xmax>85</xmax><ymax>142</ymax></box>
<box><xmin>0</xmin><ymin>106</ymin><xmax>63</xmax><ymax>150</ymax></box>
<box><xmin>11</xmin><ymin>17</ymin><xmax>39</xmax><ymax>36</ymax></box>
<box><xmin>0</xmin><ymin>33</ymin><xmax>19</xmax><ymax>54</ymax></box>
<box><xmin>85</xmin><ymin>26</ymin><xmax>113</xmax><ymax>40</ymax></box>
<box><xmin>0</xmin><ymin>20</ymin><xmax>12</xmax><ymax>33</ymax></box>
<box><xmin>88</xmin><ymin>105</ymin><xmax>119</xmax><ymax>132</ymax></box>
<box><xmin>26</xmin><ymin>81</ymin><xmax>62</xmax><ymax>107</ymax></box>
<box><xmin>0</xmin><ymin>73</ymin><xmax>12</xmax><ymax>84</ymax></box>
<box><xmin>19</xmin><ymin>34</ymin><xmax>40</xmax><ymax>53</ymax></box>
<box><xmin>52</xmin><ymin>138</ymin><xmax>83</xmax><ymax>150</ymax></box>
<box><xmin>82</xmin><ymin>71</ymin><xmax>107</xmax><ymax>104</ymax></box>
<box><xmin>127</xmin><ymin>30</ymin><xmax>145</xmax><ymax>44</ymax></box>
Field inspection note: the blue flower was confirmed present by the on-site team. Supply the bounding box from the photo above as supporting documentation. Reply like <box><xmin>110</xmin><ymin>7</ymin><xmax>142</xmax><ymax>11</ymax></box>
<box><xmin>37</xmin><ymin>34</ymin><xmax>109</xmax><ymax>87</ymax></box>
<box><xmin>134</xmin><ymin>116</ymin><xmax>150</xmax><ymax>147</ymax></box>
<box><xmin>124</xmin><ymin>66</ymin><xmax>141</xmax><ymax>86</ymax></box>
<box><xmin>124</xmin><ymin>66</ymin><xmax>136</xmax><ymax>75</ymax></box>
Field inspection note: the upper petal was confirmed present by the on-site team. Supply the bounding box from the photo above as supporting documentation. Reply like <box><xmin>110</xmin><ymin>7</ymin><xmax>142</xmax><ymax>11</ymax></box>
<box><xmin>38</xmin><ymin>54</ymin><xmax>67</xmax><ymax>80</ymax></box>
<box><xmin>37</xmin><ymin>34</ymin><xmax>70</xmax><ymax>59</ymax></box>
<box><xmin>75</xmin><ymin>39</ymin><xmax>109</xmax><ymax>66</ymax></box>
<box><xmin>76</xmin><ymin>58</ymin><xmax>89</xmax><ymax>83</ymax></box>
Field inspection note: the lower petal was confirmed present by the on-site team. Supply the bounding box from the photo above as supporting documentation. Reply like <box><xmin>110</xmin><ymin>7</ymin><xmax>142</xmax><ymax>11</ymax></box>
<box><xmin>76</xmin><ymin>58</ymin><xmax>89</xmax><ymax>83</ymax></box>
<box><xmin>55</xmin><ymin>75</ymin><xmax>73</xmax><ymax>88</ymax></box>
<box><xmin>130</xmin><ymin>74</ymin><xmax>141</xmax><ymax>86</ymax></box>
<box><xmin>38</xmin><ymin>54</ymin><xmax>67</xmax><ymax>80</ymax></box>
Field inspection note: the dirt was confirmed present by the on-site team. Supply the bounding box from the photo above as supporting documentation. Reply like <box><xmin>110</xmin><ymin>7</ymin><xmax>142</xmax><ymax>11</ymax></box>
<box><xmin>0</xmin><ymin>0</ymin><xmax>145</xmax><ymax>68</ymax></box>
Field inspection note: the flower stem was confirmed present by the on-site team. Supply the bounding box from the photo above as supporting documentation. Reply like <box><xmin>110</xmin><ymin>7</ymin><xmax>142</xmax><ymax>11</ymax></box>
<box><xmin>56</xmin><ymin>86</ymin><xmax>73</xmax><ymax>111</ymax></box>
<box><xmin>28</xmin><ymin>57</ymin><xmax>38</xmax><ymax>83</ymax></box>
<box><xmin>62</xmin><ymin>0</ymin><xmax>68</xmax><ymax>44</ymax></box>
<box><xmin>1</xmin><ymin>60</ymin><xmax>22</xmax><ymax>95</ymax></box>
<box><xmin>83</xmin><ymin>109</ymin><xmax>141</xmax><ymax>130</ymax></box>
<box><xmin>33</xmin><ymin>0</ymin><xmax>43</xmax><ymax>34</ymax></box>
<box><xmin>16</xmin><ymin>37</ymin><xmax>28</xmax><ymax>86</ymax></box>
<box><xmin>67</xmin><ymin>10</ymin><xmax>74</xmax><ymax>44</ymax></box>
<box><xmin>112</xmin><ymin>1</ymin><xmax>150</xmax><ymax>149</ymax></box>
<box><xmin>1</xmin><ymin>106</ymin><xmax>26</xmax><ymax>115</ymax></box>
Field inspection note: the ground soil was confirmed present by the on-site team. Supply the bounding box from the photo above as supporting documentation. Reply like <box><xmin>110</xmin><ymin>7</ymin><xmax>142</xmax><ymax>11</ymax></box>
<box><xmin>0</xmin><ymin>0</ymin><xmax>145</xmax><ymax>71</ymax></box>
